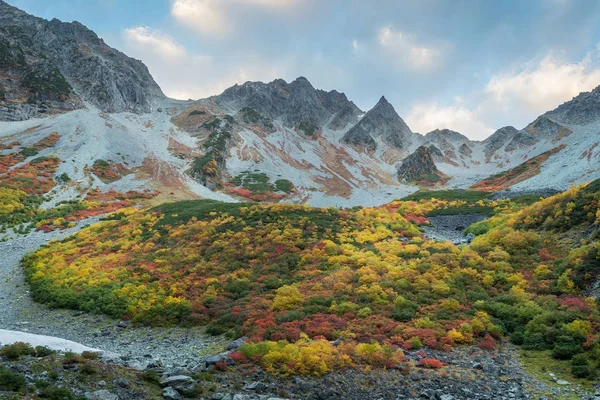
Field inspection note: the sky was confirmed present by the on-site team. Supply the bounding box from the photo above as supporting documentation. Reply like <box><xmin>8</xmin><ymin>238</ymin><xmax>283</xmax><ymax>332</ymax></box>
<box><xmin>7</xmin><ymin>0</ymin><xmax>600</xmax><ymax>139</ymax></box>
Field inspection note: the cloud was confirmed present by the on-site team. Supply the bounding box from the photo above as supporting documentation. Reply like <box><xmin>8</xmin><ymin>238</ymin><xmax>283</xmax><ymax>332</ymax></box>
<box><xmin>121</xmin><ymin>26</ymin><xmax>288</xmax><ymax>100</ymax></box>
<box><xmin>485</xmin><ymin>53</ymin><xmax>600</xmax><ymax>115</ymax></box>
<box><xmin>405</xmin><ymin>102</ymin><xmax>494</xmax><ymax>140</ymax></box>
<box><xmin>123</xmin><ymin>26</ymin><xmax>186</xmax><ymax>59</ymax></box>
<box><xmin>406</xmin><ymin>48</ymin><xmax>600</xmax><ymax>140</ymax></box>
<box><xmin>377</xmin><ymin>26</ymin><xmax>444</xmax><ymax>71</ymax></box>
<box><xmin>170</xmin><ymin>0</ymin><xmax>299</xmax><ymax>37</ymax></box>
<box><xmin>171</xmin><ymin>0</ymin><xmax>228</xmax><ymax>37</ymax></box>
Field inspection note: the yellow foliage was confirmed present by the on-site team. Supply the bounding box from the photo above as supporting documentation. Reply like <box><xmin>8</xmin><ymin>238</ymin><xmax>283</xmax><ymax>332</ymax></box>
<box><xmin>272</xmin><ymin>285</ymin><xmax>304</xmax><ymax>310</ymax></box>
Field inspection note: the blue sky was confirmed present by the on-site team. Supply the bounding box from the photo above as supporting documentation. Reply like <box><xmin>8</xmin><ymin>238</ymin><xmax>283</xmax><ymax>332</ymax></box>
<box><xmin>8</xmin><ymin>0</ymin><xmax>600</xmax><ymax>139</ymax></box>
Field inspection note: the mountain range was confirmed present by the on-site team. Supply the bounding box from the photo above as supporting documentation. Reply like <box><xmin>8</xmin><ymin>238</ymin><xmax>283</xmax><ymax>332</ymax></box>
<box><xmin>0</xmin><ymin>0</ymin><xmax>598</xmax><ymax>207</ymax></box>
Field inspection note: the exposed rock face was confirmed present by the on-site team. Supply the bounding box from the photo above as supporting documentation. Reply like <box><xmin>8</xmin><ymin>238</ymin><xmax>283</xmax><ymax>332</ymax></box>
<box><xmin>397</xmin><ymin>145</ymin><xmax>446</xmax><ymax>184</ymax></box>
<box><xmin>342</xmin><ymin>96</ymin><xmax>414</xmax><ymax>151</ymax></box>
<box><xmin>482</xmin><ymin>126</ymin><xmax>519</xmax><ymax>159</ymax></box>
<box><xmin>212</xmin><ymin>76</ymin><xmax>362</xmax><ymax>134</ymax></box>
<box><xmin>0</xmin><ymin>0</ymin><xmax>164</xmax><ymax>120</ymax></box>
<box><xmin>459</xmin><ymin>143</ymin><xmax>473</xmax><ymax>157</ymax></box>
<box><xmin>544</xmin><ymin>85</ymin><xmax>600</xmax><ymax>125</ymax></box>
<box><xmin>524</xmin><ymin>116</ymin><xmax>572</xmax><ymax>141</ymax></box>
<box><xmin>425</xmin><ymin>129</ymin><xmax>470</xmax><ymax>160</ymax></box>
<box><xmin>505</xmin><ymin>132</ymin><xmax>537</xmax><ymax>152</ymax></box>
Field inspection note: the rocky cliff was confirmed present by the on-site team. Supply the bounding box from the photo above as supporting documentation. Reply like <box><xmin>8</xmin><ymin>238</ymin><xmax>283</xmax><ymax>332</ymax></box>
<box><xmin>0</xmin><ymin>0</ymin><xmax>165</xmax><ymax>120</ymax></box>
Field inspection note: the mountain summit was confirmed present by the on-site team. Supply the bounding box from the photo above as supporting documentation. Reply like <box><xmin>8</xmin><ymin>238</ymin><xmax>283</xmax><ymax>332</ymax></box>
<box><xmin>212</xmin><ymin>76</ymin><xmax>362</xmax><ymax>135</ymax></box>
<box><xmin>0</xmin><ymin>0</ymin><xmax>164</xmax><ymax>120</ymax></box>
<box><xmin>342</xmin><ymin>96</ymin><xmax>414</xmax><ymax>151</ymax></box>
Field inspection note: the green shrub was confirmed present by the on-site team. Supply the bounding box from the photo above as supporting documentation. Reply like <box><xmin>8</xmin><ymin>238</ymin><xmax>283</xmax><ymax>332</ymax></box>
<box><xmin>79</xmin><ymin>362</ymin><xmax>98</xmax><ymax>375</ymax></box>
<box><xmin>0</xmin><ymin>342</ymin><xmax>34</xmax><ymax>360</ymax></box>
<box><xmin>39</xmin><ymin>385</ymin><xmax>78</xmax><ymax>400</ymax></box>
<box><xmin>35</xmin><ymin>345</ymin><xmax>56</xmax><ymax>357</ymax></box>
<box><xmin>0</xmin><ymin>366</ymin><xmax>25</xmax><ymax>392</ymax></box>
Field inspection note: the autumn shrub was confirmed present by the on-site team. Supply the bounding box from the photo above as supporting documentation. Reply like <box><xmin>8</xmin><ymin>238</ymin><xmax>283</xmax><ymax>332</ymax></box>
<box><xmin>418</xmin><ymin>358</ymin><xmax>446</xmax><ymax>369</ymax></box>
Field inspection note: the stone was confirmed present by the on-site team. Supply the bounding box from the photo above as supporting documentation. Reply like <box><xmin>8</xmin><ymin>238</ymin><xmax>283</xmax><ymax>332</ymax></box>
<box><xmin>160</xmin><ymin>375</ymin><xmax>195</xmax><ymax>392</ymax></box>
<box><xmin>112</xmin><ymin>378</ymin><xmax>130</xmax><ymax>388</ymax></box>
<box><xmin>162</xmin><ymin>387</ymin><xmax>182</xmax><ymax>400</ymax></box>
<box><xmin>556</xmin><ymin>380</ymin><xmax>570</xmax><ymax>385</ymax></box>
<box><xmin>439</xmin><ymin>395</ymin><xmax>455</xmax><ymax>400</ymax></box>
<box><xmin>226</xmin><ymin>336</ymin><xmax>248</xmax><ymax>351</ymax></box>
<box><xmin>243</xmin><ymin>381</ymin><xmax>267</xmax><ymax>391</ymax></box>
<box><xmin>205</xmin><ymin>352</ymin><xmax>234</xmax><ymax>367</ymax></box>
<box><xmin>87</xmin><ymin>390</ymin><xmax>119</xmax><ymax>400</ymax></box>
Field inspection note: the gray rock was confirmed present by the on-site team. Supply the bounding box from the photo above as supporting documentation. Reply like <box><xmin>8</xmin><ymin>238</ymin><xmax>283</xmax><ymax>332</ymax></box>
<box><xmin>86</xmin><ymin>390</ymin><xmax>119</xmax><ymax>400</ymax></box>
<box><xmin>162</xmin><ymin>387</ymin><xmax>182</xmax><ymax>400</ymax></box>
<box><xmin>160</xmin><ymin>375</ymin><xmax>195</xmax><ymax>392</ymax></box>
<box><xmin>205</xmin><ymin>352</ymin><xmax>234</xmax><ymax>367</ymax></box>
<box><xmin>243</xmin><ymin>381</ymin><xmax>267</xmax><ymax>391</ymax></box>
<box><xmin>226</xmin><ymin>336</ymin><xmax>248</xmax><ymax>351</ymax></box>
<box><xmin>556</xmin><ymin>380</ymin><xmax>570</xmax><ymax>385</ymax></box>
<box><xmin>112</xmin><ymin>378</ymin><xmax>130</xmax><ymax>388</ymax></box>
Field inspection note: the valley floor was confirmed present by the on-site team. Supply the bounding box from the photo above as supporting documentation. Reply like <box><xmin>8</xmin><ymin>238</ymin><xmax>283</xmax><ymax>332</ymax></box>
<box><xmin>0</xmin><ymin>217</ymin><xmax>598</xmax><ymax>400</ymax></box>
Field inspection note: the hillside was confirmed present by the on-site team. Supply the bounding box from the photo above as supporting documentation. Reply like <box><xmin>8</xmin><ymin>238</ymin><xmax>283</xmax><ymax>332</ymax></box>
<box><xmin>21</xmin><ymin>181</ymin><xmax>600</xmax><ymax>383</ymax></box>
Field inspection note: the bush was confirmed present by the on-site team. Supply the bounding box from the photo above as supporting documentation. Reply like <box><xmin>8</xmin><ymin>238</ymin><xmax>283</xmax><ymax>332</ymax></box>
<box><xmin>81</xmin><ymin>351</ymin><xmax>99</xmax><ymax>360</ymax></box>
<box><xmin>80</xmin><ymin>362</ymin><xmax>98</xmax><ymax>375</ymax></box>
<box><xmin>0</xmin><ymin>342</ymin><xmax>34</xmax><ymax>360</ymax></box>
<box><xmin>0</xmin><ymin>366</ymin><xmax>26</xmax><ymax>392</ymax></box>
<box><xmin>39</xmin><ymin>385</ymin><xmax>78</xmax><ymax>400</ymax></box>
<box><xmin>35</xmin><ymin>345</ymin><xmax>56</xmax><ymax>357</ymax></box>
<box><xmin>552</xmin><ymin>336</ymin><xmax>583</xmax><ymax>360</ymax></box>
<box><xmin>418</xmin><ymin>358</ymin><xmax>446</xmax><ymax>369</ymax></box>
<box><xmin>571</xmin><ymin>354</ymin><xmax>591</xmax><ymax>378</ymax></box>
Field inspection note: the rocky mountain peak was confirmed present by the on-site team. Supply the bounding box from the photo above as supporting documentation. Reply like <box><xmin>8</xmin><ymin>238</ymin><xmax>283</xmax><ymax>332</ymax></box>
<box><xmin>0</xmin><ymin>0</ymin><xmax>165</xmax><ymax>120</ymax></box>
<box><xmin>212</xmin><ymin>76</ymin><xmax>362</xmax><ymax>133</ymax></box>
<box><xmin>482</xmin><ymin>126</ymin><xmax>519</xmax><ymax>160</ymax></box>
<box><xmin>543</xmin><ymin>84</ymin><xmax>600</xmax><ymax>125</ymax></box>
<box><xmin>342</xmin><ymin>95</ymin><xmax>414</xmax><ymax>151</ymax></box>
<box><xmin>426</xmin><ymin>128</ymin><xmax>470</xmax><ymax>144</ymax></box>
<box><xmin>397</xmin><ymin>145</ymin><xmax>447</xmax><ymax>185</ymax></box>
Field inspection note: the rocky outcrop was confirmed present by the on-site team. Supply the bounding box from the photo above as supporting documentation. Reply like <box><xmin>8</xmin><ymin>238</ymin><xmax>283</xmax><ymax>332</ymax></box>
<box><xmin>212</xmin><ymin>76</ymin><xmax>362</xmax><ymax>134</ymax></box>
<box><xmin>397</xmin><ymin>145</ymin><xmax>447</xmax><ymax>184</ymax></box>
<box><xmin>425</xmin><ymin>129</ymin><xmax>470</xmax><ymax>160</ymax></box>
<box><xmin>342</xmin><ymin>96</ymin><xmax>415</xmax><ymax>151</ymax></box>
<box><xmin>459</xmin><ymin>143</ymin><xmax>472</xmax><ymax>157</ymax></box>
<box><xmin>0</xmin><ymin>0</ymin><xmax>164</xmax><ymax>120</ymax></box>
<box><xmin>525</xmin><ymin>116</ymin><xmax>572</xmax><ymax>141</ymax></box>
<box><xmin>482</xmin><ymin>126</ymin><xmax>519</xmax><ymax>160</ymax></box>
<box><xmin>544</xmin><ymin>84</ymin><xmax>600</xmax><ymax>125</ymax></box>
<box><xmin>505</xmin><ymin>132</ymin><xmax>536</xmax><ymax>152</ymax></box>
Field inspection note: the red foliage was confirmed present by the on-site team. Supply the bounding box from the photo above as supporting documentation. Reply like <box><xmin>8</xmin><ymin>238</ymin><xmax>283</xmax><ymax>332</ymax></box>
<box><xmin>418</xmin><ymin>358</ymin><xmax>446</xmax><ymax>369</ymax></box>
<box><xmin>478</xmin><ymin>334</ymin><xmax>497</xmax><ymax>350</ymax></box>
<box><xmin>558</xmin><ymin>296</ymin><xmax>591</xmax><ymax>312</ymax></box>
<box><xmin>229</xmin><ymin>351</ymin><xmax>247</xmax><ymax>363</ymax></box>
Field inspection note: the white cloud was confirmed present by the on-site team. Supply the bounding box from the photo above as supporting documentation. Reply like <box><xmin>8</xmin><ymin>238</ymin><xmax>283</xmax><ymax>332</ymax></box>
<box><xmin>485</xmin><ymin>54</ymin><xmax>600</xmax><ymax>115</ymax></box>
<box><xmin>377</xmin><ymin>26</ymin><xmax>444</xmax><ymax>71</ymax></box>
<box><xmin>171</xmin><ymin>0</ymin><xmax>299</xmax><ymax>37</ymax></box>
<box><xmin>171</xmin><ymin>0</ymin><xmax>228</xmax><ymax>37</ymax></box>
<box><xmin>123</xmin><ymin>26</ymin><xmax>186</xmax><ymax>59</ymax></box>
<box><xmin>405</xmin><ymin>103</ymin><xmax>494</xmax><ymax>140</ymax></box>
<box><xmin>121</xmin><ymin>26</ymin><xmax>288</xmax><ymax>100</ymax></box>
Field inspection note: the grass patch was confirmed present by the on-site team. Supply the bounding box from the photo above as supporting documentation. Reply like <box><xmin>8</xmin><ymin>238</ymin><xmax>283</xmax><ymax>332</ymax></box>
<box><xmin>520</xmin><ymin>350</ymin><xmax>594</xmax><ymax>396</ymax></box>
<box><xmin>402</xmin><ymin>189</ymin><xmax>492</xmax><ymax>202</ymax></box>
